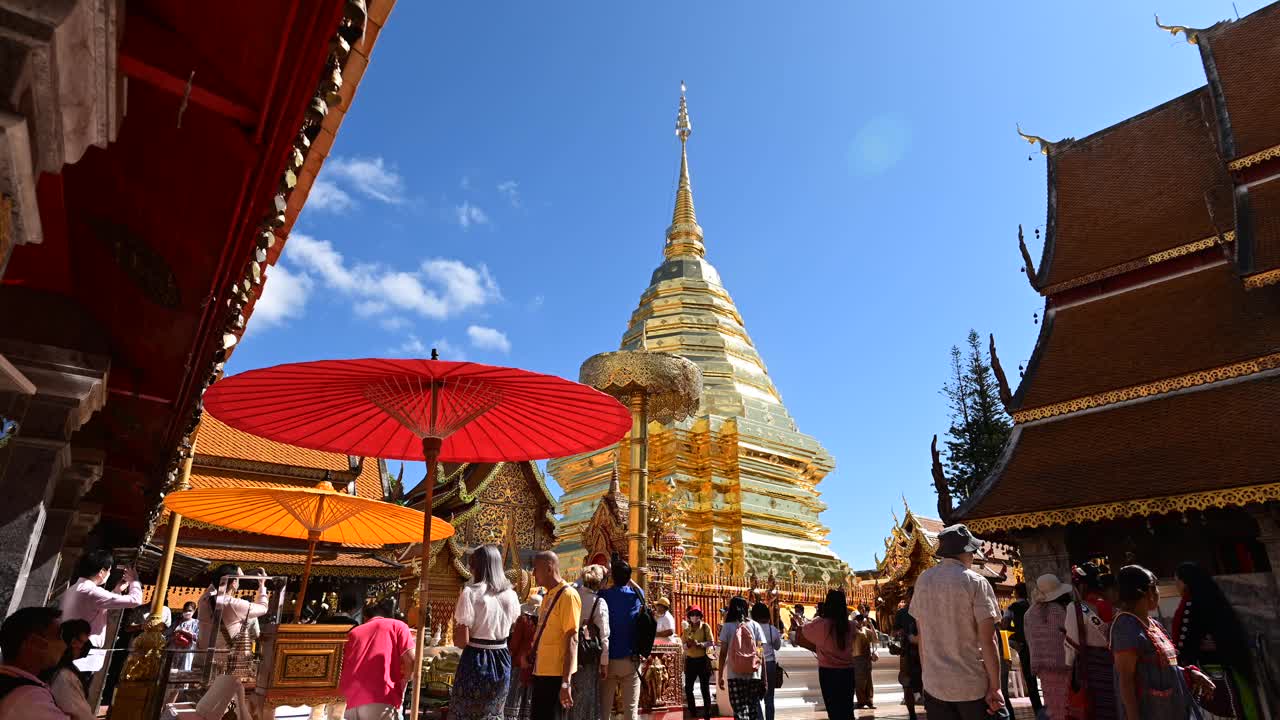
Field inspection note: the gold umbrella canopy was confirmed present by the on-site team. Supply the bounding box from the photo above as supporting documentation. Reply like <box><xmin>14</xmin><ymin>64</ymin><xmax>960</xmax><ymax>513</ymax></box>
<box><xmin>163</xmin><ymin>483</ymin><xmax>453</xmax><ymax>611</ymax></box>
<box><xmin>579</xmin><ymin>350</ymin><xmax>702</xmax><ymax>423</ymax></box>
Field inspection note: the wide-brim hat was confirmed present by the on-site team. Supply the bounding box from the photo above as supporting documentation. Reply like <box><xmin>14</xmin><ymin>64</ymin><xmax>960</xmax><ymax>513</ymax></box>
<box><xmin>935</xmin><ymin>523</ymin><xmax>986</xmax><ymax>560</ymax></box>
<box><xmin>655</xmin><ymin>597</ymin><xmax>671</xmax><ymax>609</ymax></box>
<box><xmin>1036</xmin><ymin>573</ymin><xmax>1071</xmax><ymax>602</ymax></box>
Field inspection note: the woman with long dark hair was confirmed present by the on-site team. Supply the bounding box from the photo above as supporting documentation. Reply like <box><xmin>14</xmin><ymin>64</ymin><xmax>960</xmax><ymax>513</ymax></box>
<box><xmin>41</xmin><ymin>619</ymin><xmax>95</xmax><ymax>720</ymax></box>
<box><xmin>717</xmin><ymin>596</ymin><xmax>767</xmax><ymax>720</ymax></box>
<box><xmin>750</xmin><ymin>602</ymin><xmax>782</xmax><ymax>720</ymax></box>
<box><xmin>451</xmin><ymin>544</ymin><xmax>522</xmax><ymax>720</ymax></box>
<box><xmin>1111</xmin><ymin>565</ymin><xmax>1214</xmax><ymax>719</ymax></box>
<box><xmin>1172</xmin><ymin>562</ymin><xmax>1260</xmax><ymax>718</ymax></box>
<box><xmin>1066</xmin><ymin>562</ymin><xmax>1118</xmax><ymax>720</ymax></box>
<box><xmin>797</xmin><ymin>589</ymin><xmax>854</xmax><ymax>720</ymax></box>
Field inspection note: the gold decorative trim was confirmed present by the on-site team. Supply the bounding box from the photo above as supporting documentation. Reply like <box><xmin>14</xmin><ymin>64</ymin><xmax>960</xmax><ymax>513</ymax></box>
<box><xmin>1229</xmin><ymin>144</ymin><xmax>1280</xmax><ymax>171</ymax></box>
<box><xmin>1041</xmin><ymin>231</ymin><xmax>1234</xmax><ymax>295</ymax></box>
<box><xmin>1013</xmin><ymin>351</ymin><xmax>1280</xmax><ymax>423</ymax></box>
<box><xmin>967</xmin><ymin>482</ymin><xmax>1280</xmax><ymax>534</ymax></box>
<box><xmin>1244</xmin><ymin>268</ymin><xmax>1280</xmax><ymax>290</ymax></box>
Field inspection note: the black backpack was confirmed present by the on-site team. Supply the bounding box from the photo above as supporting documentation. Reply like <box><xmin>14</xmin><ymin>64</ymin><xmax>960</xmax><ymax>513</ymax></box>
<box><xmin>633</xmin><ymin>588</ymin><xmax>657</xmax><ymax>658</ymax></box>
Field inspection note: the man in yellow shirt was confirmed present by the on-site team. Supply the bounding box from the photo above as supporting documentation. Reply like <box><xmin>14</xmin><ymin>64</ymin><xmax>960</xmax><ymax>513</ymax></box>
<box><xmin>681</xmin><ymin>606</ymin><xmax>715</xmax><ymax>720</ymax></box>
<box><xmin>531</xmin><ymin>550</ymin><xmax>581</xmax><ymax>720</ymax></box>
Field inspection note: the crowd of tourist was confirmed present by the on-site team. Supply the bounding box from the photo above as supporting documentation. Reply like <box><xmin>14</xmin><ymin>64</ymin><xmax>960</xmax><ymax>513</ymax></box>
<box><xmin>896</xmin><ymin>523</ymin><xmax>1261</xmax><ymax>720</ymax></box>
<box><xmin>0</xmin><ymin>534</ymin><xmax>1266</xmax><ymax>720</ymax></box>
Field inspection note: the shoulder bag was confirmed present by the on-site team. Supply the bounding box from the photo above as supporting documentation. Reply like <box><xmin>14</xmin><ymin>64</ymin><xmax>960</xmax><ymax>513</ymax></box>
<box><xmin>1064</xmin><ymin>601</ymin><xmax>1092</xmax><ymax>720</ymax></box>
<box><xmin>578</xmin><ymin>595</ymin><xmax>605</xmax><ymax>665</ymax></box>
<box><xmin>522</xmin><ymin>584</ymin><xmax>569</xmax><ymax>685</ymax></box>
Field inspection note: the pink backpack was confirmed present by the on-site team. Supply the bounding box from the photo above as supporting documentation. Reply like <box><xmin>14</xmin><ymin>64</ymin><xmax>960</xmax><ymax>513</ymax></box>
<box><xmin>728</xmin><ymin>622</ymin><xmax>761</xmax><ymax>675</ymax></box>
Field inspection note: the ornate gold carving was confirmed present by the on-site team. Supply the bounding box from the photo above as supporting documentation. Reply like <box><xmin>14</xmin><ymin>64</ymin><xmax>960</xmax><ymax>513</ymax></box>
<box><xmin>1229</xmin><ymin>143</ymin><xmax>1280</xmax><ymax>171</ymax></box>
<box><xmin>1039</xmin><ymin>231</ymin><xmax>1235</xmax><ymax>295</ymax></box>
<box><xmin>119</xmin><ymin>619</ymin><xmax>168</xmax><ymax>682</ymax></box>
<box><xmin>1244</xmin><ymin>268</ymin><xmax>1280</xmax><ymax>289</ymax></box>
<box><xmin>967</xmin><ymin>482</ymin><xmax>1280</xmax><ymax>534</ymax></box>
<box><xmin>283</xmin><ymin>653</ymin><xmax>330</xmax><ymax>679</ymax></box>
<box><xmin>1013</xmin><ymin>350</ymin><xmax>1280</xmax><ymax>423</ymax></box>
<box><xmin>1154</xmin><ymin>15</ymin><xmax>1202</xmax><ymax>44</ymax></box>
<box><xmin>580</xmin><ymin>351</ymin><xmax>703</xmax><ymax>424</ymax></box>
<box><xmin>1016</xmin><ymin>124</ymin><xmax>1056</xmax><ymax>156</ymax></box>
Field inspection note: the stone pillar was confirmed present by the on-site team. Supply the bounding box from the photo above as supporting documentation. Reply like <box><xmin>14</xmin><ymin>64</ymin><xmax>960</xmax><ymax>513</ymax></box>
<box><xmin>0</xmin><ymin>341</ymin><xmax>107</xmax><ymax>615</ymax></box>
<box><xmin>19</xmin><ymin>450</ymin><xmax>104</xmax><ymax>607</ymax></box>
<box><xmin>1248</xmin><ymin>503</ymin><xmax>1280</xmax><ymax>591</ymax></box>
<box><xmin>1012</xmin><ymin>526</ymin><xmax>1070</xmax><ymax>589</ymax></box>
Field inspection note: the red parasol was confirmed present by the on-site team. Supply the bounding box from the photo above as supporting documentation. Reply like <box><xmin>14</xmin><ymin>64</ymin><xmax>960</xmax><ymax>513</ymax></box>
<box><xmin>203</xmin><ymin>358</ymin><xmax>630</xmax><ymax>461</ymax></box>
<box><xmin>202</xmin><ymin>357</ymin><xmax>631</xmax><ymax>718</ymax></box>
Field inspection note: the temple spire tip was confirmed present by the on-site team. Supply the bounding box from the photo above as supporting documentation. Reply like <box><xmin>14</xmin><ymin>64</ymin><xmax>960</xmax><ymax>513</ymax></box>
<box><xmin>666</xmin><ymin>81</ymin><xmax>703</xmax><ymax>258</ymax></box>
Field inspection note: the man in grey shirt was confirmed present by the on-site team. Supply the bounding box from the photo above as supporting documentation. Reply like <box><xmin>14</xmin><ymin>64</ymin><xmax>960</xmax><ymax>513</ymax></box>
<box><xmin>910</xmin><ymin>524</ymin><xmax>1007</xmax><ymax>720</ymax></box>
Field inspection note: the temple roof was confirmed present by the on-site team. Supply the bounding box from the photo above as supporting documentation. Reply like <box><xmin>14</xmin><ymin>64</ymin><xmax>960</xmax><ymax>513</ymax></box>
<box><xmin>178</xmin><ymin>546</ymin><xmax>401</xmax><ymax>578</ymax></box>
<box><xmin>957</xmin><ymin>371</ymin><xmax>1280</xmax><ymax>531</ymax></box>
<box><xmin>1196</xmin><ymin>2</ymin><xmax>1280</xmax><ymax>166</ymax></box>
<box><xmin>1013</xmin><ymin>262</ymin><xmax>1280</xmax><ymax>413</ymax></box>
<box><xmin>194</xmin><ymin>415</ymin><xmax>382</xmax><ymax>499</ymax></box>
<box><xmin>1033</xmin><ymin>87</ymin><xmax>1234</xmax><ymax>293</ymax></box>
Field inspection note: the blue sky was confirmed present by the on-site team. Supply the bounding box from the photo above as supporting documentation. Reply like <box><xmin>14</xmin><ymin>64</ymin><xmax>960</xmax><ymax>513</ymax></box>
<box><xmin>231</xmin><ymin>1</ymin><xmax>1265</xmax><ymax>570</ymax></box>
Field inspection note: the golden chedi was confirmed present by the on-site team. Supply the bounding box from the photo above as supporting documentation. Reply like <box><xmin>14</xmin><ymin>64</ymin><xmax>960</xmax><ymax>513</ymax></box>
<box><xmin>551</xmin><ymin>85</ymin><xmax>845</xmax><ymax>579</ymax></box>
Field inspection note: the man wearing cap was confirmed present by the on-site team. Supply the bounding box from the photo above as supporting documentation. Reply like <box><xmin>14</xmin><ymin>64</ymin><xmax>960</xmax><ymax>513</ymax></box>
<box><xmin>910</xmin><ymin>523</ymin><xmax>1006</xmax><ymax>719</ymax></box>
<box><xmin>681</xmin><ymin>606</ymin><xmax>714</xmax><ymax>720</ymax></box>
<box><xmin>653</xmin><ymin>598</ymin><xmax>676</xmax><ymax>642</ymax></box>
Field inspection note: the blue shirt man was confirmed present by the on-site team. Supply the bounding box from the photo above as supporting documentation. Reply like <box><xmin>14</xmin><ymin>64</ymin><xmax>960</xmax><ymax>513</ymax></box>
<box><xmin>598</xmin><ymin>560</ymin><xmax>644</xmax><ymax>720</ymax></box>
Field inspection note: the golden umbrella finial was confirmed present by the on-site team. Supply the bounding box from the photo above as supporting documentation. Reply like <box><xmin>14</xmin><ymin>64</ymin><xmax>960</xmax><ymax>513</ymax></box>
<box><xmin>1155</xmin><ymin>14</ymin><xmax>1201</xmax><ymax>45</ymax></box>
<box><xmin>676</xmin><ymin>80</ymin><xmax>691</xmax><ymax>141</ymax></box>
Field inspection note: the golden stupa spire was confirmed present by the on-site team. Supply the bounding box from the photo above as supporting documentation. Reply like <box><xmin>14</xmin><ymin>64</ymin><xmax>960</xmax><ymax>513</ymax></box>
<box><xmin>666</xmin><ymin>81</ymin><xmax>705</xmax><ymax>259</ymax></box>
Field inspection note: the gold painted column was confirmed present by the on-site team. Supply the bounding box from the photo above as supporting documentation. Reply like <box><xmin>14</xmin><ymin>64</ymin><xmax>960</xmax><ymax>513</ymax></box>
<box><xmin>627</xmin><ymin>393</ymin><xmax>650</xmax><ymax>586</ymax></box>
<box><xmin>110</xmin><ymin>438</ymin><xmax>197</xmax><ymax>719</ymax></box>
<box><xmin>580</xmin><ymin>351</ymin><xmax>701</xmax><ymax>592</ymax></box>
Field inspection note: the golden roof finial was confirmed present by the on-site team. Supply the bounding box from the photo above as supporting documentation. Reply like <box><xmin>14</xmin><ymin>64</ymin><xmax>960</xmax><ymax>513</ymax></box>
<box><xmin>1155</xmin><ymin>14</ymin><xmax>1200</xmax><ymax>45</ymax></box>
<box><xmin>1016</xmin><ymin>123</ymin><xmax>1056</xmax><ymax>156</ymax></box>
<box><xmin>666</xmin><ymin>81</ymin><xmax>704</xmax><ymax>259</ymax></box>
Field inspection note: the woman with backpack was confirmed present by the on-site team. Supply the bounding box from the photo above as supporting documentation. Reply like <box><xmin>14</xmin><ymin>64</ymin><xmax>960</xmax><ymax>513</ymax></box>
<box><xmin>797</xmin><ymin>589</ymin><xmax>854</xmax><ymax>720</ymax></box>
<box><xmin>568</xmin><ymin>564</ymin><xmax>610</xmax><ymax>720</ymax></box>
<box><xmin>451</xmin><ymin>544</ymin><xmax>522</xmax><ymax>720</ymax></box>
<box><xmin>717</xmin><ymin>596</ymin><xmax>767</xmax><ymax>720</ymax></box>
<box><xmin>750</xmin><ymin>603</ymin><xmax>783</xmax><ymax>720</ymax></box>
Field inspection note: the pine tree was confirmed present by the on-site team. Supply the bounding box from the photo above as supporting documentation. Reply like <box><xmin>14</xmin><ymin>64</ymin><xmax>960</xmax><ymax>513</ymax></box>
<box><xmin>939</xmin><ymin>329</ymin><xmax>1012</xmax><ymax>503</ymax></box>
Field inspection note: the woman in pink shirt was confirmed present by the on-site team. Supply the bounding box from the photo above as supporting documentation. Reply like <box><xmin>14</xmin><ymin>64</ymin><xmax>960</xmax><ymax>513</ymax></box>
<box><xmin>797</xmin><ymin>590</ymin><xmax>854</xmax><ymax>720</ymax></box>
<box><xmin>57</xmin><ymin>550</ymin><xmax>142</xmax><ymax>651</ymax></box>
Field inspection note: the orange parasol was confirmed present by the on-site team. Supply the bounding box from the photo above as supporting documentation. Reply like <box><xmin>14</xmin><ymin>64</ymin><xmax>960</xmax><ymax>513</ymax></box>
<box><xmin>163</xmin><ymin>482</ymin><xmax>453</xmax><ymax>613</ymax></box>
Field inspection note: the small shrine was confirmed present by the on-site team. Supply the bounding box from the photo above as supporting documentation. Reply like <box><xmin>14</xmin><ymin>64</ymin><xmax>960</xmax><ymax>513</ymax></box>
<box><xmin>875</xmin><ymin>500</ymin><xmax>1020</xmax><ymax>623</ymax></box>
<box><xmin>400</xmin><ymin>461</ymin><xmax>558</xmax><ymax>638</ymax></box>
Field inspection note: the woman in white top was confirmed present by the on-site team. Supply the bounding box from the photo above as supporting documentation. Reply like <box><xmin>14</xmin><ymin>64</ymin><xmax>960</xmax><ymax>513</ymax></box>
<box><xmin>750</xmin><ymin>603</ymin><xmax>783</xmax><ymax>720</ymax></box>
<box><xmin>41</xmin><ymin>619</ymin><xmax>95</xmax><ymax>720</ymax></box>
<box><xmin>568</xmin><ymin>564</ymin><xmax>610</xmax><ymax>720</ymax></box>
<box><xmin>451</xmin><ymin>544</ymin><xmax>521</xmax><ymax>720</ymax></box>
<box><xmin>196</xmin><ymin>564</ymin><xmax>269</xmax><ymax>679</ymax></box>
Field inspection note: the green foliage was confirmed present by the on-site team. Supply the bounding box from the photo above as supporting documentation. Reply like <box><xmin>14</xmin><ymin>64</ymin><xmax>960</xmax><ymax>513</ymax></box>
<box><xmin>939</xmin><ymin>330</ymin><xmax>1012</xmax><ymax>503</ymax></box>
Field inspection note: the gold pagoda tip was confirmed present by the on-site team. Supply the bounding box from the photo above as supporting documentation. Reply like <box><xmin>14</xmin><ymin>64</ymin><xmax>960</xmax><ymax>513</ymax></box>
<box><xmin>665</xmin><ymin>81</ymin><xmax>703</xmax><ymax>257</ymax></box>
<box><xmin>676</xmin><ymin>81</ymin><xmax>692</xmax><ymax>141</ymax></box>
<box><xmin>1155</xmin><ymin>14</ymin><xmax>1200</xmax><ymax>45</ymax></box>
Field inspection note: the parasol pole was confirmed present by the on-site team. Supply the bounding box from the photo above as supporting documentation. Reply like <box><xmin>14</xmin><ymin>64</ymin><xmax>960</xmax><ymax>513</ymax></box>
<box><xmin>295</xmin><ymin>493</ymin><xmax>326</xmax><ymax>621</ymax></box>
<box><xmin>152</xmin><ymin>438</ymin><xmax>197</xmax><ymax>618</ymax></box>
<box><xmin>627</xmin><ymin>393</ymin><xmax>651</xmax><ymax>589</ymax></box>
<box><xmin>409</xmin><ymin>381</ymin><xmax>442</xmax><ymax>720</ymax></box>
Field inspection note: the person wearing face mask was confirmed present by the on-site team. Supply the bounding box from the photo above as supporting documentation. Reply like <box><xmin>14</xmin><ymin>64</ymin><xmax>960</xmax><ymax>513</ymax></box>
<box><xmin>1111</xmin><ymin>565</ymin><xmax>1214</xmax><ymax>719</ymax></box>
<box><xmin>171</xmin><ymin>602</ymin><xmax>200</xmax><ymax>672</ymax></box>
<box><xmin>42</xmin><ymin>620</ymin><xmax>94</xmax><ymax>720</ymax></box>
<box><xmin>0</xmin><ymin>606</ymin><xmax>70</xmax><ymax>719</ymax></box>
<box><xmin>681</xmin><ymin>607</ymin><xmax>714</xmax><ymax>720</ymax></box>
<box><xmin>57</xmin><ymin>550</ymin><xmax>142</xmax><ymax>661</ymax></box>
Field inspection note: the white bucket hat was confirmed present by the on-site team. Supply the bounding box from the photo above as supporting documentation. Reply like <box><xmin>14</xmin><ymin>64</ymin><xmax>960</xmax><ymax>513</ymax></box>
<box><xmin>1036</xmin><ymin>573</ymin><xmax>1072</xmax><ymax>602</ymax></box>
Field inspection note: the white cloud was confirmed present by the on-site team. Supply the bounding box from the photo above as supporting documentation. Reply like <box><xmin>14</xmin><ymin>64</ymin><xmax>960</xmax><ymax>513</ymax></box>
<box><xmin>433</xmin><ymin>338</ymin><xmax>466</xmax><ymax>362</ymax></box>
<box><xmin>325</xmin><ymin>156</ymin><xmax>405</xmax><ymax>204</ymax></box>
<box><xmin>467</xmin><ymin>325</ymin><xmax>511</xmax><ymax>353</ymax></box>
<box><xmin>308</xmin><ymin>178</ymin><xmax>355</xmax><ymax>213</ymax></box>
<box><xmin>284</xmin><ymin>233</ymin><xmax>502</xmax><ymax>321</ymax></box>
<box><xmin>389</xmin><ymin>334</ymin><xmax>428</xmax><ymax>356</ymax></box>
<box><xmin>455</xmin><ymin>202</ymin><xmax>490</xmax><ymax>230</ymax></box>
<box><xmin>380</xmin><ymin>316</ymin><xmax>409</xmax><ymax>331</ymax></box>
<box><xmin>497</xmin><ymin>180</ymin><xmax>521</xmax><ymax>207</ymax></box>
<box><xmin>251</xmin><ymin>264</ymin><xmax>313</xmax><ymax>329</ymax></box>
